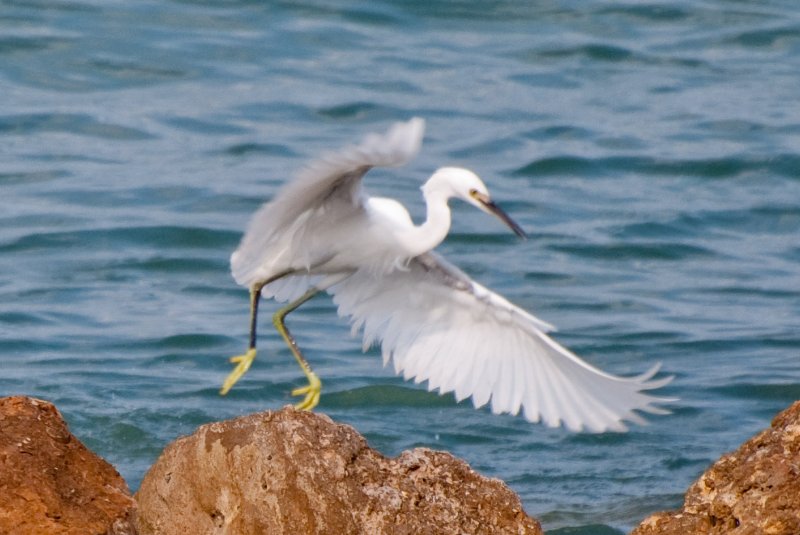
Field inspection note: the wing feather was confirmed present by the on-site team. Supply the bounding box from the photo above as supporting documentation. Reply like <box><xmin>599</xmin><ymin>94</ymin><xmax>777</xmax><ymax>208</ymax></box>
<box><xmin>329</xmin><ymin>251</ymin><xmax>672</xmax><ymax>432</ymax></box>
<box><xmin>231</xmin><ymin>118</ymin><xmax>425</xmax><ymax>288</ymax></box>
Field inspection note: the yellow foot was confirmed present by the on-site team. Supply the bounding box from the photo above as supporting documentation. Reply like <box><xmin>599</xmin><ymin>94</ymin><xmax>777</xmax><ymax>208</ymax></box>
<box><xmin>292</xmin><ymin>372</ymin><xmax>322</xmax><ymax>411</ymax></box>
<box><xmin>220</xmin><ymin>348</ymin><xmax>256</xmax><ymax>395</ymax></box>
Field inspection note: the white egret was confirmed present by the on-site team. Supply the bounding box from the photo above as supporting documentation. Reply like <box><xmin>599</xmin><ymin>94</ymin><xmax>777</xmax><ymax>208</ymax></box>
<box><xmin>220</xmin><ymin>118</ymin><xmax>672</xmax><ymax>432</ymax></box>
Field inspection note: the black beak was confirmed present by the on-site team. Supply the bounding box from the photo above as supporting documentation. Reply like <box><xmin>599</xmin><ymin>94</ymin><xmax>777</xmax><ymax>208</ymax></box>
<box><xmin>471</xmin><ymin>191</ymin><xmax>527</xmax><ymax>239</ymax></box>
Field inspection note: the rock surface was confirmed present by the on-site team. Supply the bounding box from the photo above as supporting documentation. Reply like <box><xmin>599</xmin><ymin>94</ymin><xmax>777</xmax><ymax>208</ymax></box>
<box><xmin>135</xmin><ymin>405</ymin><xmax>541</xmax><ymax>535</ymax></box>
<box><xmin>632</xmin><ymin>400</ymin><xmax>800</xmax><ymax>535</ymax></box>
<box><xmin>0</xmin><ymin>396</ymin><xmax>136</xmax><ymax>535</ymax></box>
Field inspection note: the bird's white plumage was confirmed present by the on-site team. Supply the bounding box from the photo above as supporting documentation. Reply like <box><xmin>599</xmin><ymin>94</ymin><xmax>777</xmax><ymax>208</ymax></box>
<box><xmin>231</xmin><ymin>118</ymin><xmax>425</xmax><ymax>295</ymax></box>
<box><xmin>328</xmin><ymin>252</ymin><xmax>670</xmax><ymax>432</ymax></box>
<box><xmin>229</xmin><ymin>117</ymin><xmax>672</xmax><ymax>432</ymax></box>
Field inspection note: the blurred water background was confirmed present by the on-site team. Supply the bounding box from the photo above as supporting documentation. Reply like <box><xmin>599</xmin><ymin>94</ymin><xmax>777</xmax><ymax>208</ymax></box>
<box><xmin>2</xmin><ymin>1</ymin><xmax>800</xmax><ymax>533</ymax></box>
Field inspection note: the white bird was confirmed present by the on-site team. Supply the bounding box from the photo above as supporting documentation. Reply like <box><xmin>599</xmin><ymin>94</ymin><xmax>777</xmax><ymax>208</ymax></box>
<box><xmin>220</xmin><ymin>118</ymin><xmax>672</xmax><ymax>432</ymax></box>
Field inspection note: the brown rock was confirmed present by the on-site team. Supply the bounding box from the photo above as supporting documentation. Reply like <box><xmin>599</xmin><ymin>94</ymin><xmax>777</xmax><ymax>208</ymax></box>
<box><xmin>135</xmin><ymin>406</ymin><xmax>541</xmax><ymax>535</ymax></box>
<box><xmin>632</xmin><ymin>400</ymin><xmax>800</xmax><ymax>535</ymax></box>
<box><xmin>0</xmin><ymin>396</ymin><xmax>136</xmax><ymax>535</ymax></box>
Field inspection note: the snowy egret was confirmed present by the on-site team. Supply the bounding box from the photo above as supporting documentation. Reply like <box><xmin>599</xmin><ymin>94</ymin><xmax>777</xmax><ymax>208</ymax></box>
<box><xmin>220</xmin><ymin>118</ymin><xmax>671</xmax><ymax>432</ymax></box>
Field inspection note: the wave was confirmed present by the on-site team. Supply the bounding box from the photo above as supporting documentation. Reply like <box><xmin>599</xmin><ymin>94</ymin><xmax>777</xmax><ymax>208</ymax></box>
<box><xmin>512</xmin><ymin>154</ymin><xmax>800</xmax><ymax>179</ymax></box>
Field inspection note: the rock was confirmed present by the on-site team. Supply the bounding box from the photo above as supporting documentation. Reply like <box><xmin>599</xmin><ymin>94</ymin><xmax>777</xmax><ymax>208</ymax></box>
<box><xmin>632</xmin><ymin>400</ymin><xmax>800</xmax><ymax>535</ymax></box>
<box><xmin>135</xmin><ymin>406</ymin><xmax>541</xmax><ymax>535</ymax></box>
<box><xmin>0</xmin><ymin>396</ymin><xmax>136</xmax><ymax>535</ymax></box>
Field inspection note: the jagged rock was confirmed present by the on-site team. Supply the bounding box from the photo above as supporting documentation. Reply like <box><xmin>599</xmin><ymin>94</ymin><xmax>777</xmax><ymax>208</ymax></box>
<box><xmin>0</xmin><ymin>396</ymin><xmax>136</xmax><ymax>535</ymax></box>
<box><xmin>135</xmin><ymin>406</ymin><xmax>541</xmax><ymax>535</ymax></box>
<box><xmin>632</xmin><ymin>400</ymin><xmax>800</xmax><ymax>535</ymax></box>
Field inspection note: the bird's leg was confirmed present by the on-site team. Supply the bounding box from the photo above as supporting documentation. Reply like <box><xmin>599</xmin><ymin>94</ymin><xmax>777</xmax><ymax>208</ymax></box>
<box><xmin>272</xmin><ymin>288</ymin><xmax>322</xmax><ymax>410</ymax></box>
<box><xmin>221</xmin><ymin>269</ymin><xmax>296</xmax><ymax>395</ymax></box>
<box><xmin>220</xmin><ymin>282</ymin><xmax>266</xmax><ymax>395</ymax></box>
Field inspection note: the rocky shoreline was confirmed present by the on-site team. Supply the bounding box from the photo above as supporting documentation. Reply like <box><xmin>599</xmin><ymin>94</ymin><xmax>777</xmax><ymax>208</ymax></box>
<box><xmin>1</xmin><ymin>396</ymin><xmax>799</xmax><ymax>534</ymax></box>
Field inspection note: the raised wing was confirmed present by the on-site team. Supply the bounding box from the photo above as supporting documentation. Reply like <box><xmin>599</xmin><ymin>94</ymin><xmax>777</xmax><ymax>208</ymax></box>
<box><xmin>231</xmin><ymin>118</ymin><xmax>425</xmax><ymax>288</ymax></box>
<box><xmin>329</xmin><ymin>252</ymin><xmax>672</xmax><ymax>432</ymax></box>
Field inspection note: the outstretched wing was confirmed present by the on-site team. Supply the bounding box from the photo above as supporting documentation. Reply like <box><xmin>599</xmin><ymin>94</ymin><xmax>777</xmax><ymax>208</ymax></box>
<box><xmin>329</xmin><ymin>252</ymin><xmax>672</xmax><ymax>432</ymax></box>
<box><xmin>231</xmin><ymin>118</ymin><xmax>425</xmax><ymax>289</ymax></box>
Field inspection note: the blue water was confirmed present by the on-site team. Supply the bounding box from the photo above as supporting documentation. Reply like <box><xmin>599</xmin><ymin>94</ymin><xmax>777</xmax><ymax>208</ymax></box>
<box><xmin>2</xmin><ymin>1</ymin><xmax>799</xmax><ymax>532</ymax></box>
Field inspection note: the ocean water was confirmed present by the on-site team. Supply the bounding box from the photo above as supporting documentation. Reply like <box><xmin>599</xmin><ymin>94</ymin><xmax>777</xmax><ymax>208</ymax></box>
<box><xmin>2</xmin><ymin>1</ymin><xmax>799</xmax><ymax>532</ymax></box>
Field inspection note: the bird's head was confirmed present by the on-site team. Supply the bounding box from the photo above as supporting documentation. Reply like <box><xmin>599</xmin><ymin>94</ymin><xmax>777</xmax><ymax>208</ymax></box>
<box><xmin>426</xmin><ymin>167</ymin><xmax>527</xmax><ymax>239</ymax></box>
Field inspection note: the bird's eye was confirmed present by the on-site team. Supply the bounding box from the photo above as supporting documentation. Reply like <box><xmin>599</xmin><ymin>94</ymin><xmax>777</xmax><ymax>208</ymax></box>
<box><xmin>468</xmin><ymin>188</ymin><xmax>478</xmax><ymax>196</ymax></box>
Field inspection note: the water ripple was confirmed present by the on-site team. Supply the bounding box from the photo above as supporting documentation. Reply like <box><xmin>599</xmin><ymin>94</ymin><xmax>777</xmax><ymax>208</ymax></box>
<box><xmin>550</xmin><ymin>242</ymin><xmax>715</xmax><ymax>261</ymax></box>
<box><xmin>512</xmin><ymin>154</ymin><xmax>800</xmax><ymax>179</ymax></box>
<box><xmin>724</xmin><ymin>25</ymin><xmax>800</xmax><ymax>48</ymax></box>
<box><xmin>0</xmin><ymin>226</ymin><xmax>237</xmax><ymax>253</ymax></box>
<box><xmin>221</xmin><ymin>142</ymin><xmax>297</xmax><ymax>157</ymax></box>
<box><xmin>0</xmin><ymin>170</ymin><xmax>67</xmax><ymax>185</ymax></box>
<box><xmin>0</xmin><ymin>113</ymin><xmax>153</xmax><ymax>140</ymax></box>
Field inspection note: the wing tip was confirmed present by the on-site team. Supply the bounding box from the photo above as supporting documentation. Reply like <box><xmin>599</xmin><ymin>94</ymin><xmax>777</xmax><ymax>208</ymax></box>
<box><xmin>510</xmin><ymin>361</ymin><xmax>677</xmax><ymax>433</ymax></box>
<box><xmin>292</xmin><ymin>116</ymin><xmax>426</xmax><ymax>187</ymax></box>
<box><xmin>634</xmin><ymin>362</ymin><xmax>675</xmax><ymax>391</ymax></box>
<box><xmin>391</xmin><ymin>355</ymin><xmax>676</xmax><ymax>434</ymax></box>
<box><xmin>358</xmin><ymin>117</ymin><xmax>426</xmax><ymax>167</ymax></box>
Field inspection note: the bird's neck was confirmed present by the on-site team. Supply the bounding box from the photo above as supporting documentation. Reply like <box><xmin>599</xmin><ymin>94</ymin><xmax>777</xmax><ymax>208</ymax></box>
<box><xmin>401</xmin><ymin>190</ymin><xmax>452</xmax><ymax>257</ymax></box>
